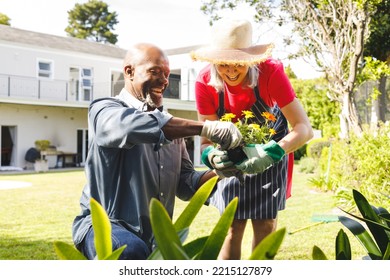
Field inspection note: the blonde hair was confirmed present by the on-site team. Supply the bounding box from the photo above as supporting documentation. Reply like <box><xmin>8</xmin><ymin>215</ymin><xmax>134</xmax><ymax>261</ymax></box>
<box><xmin>208</xmin><ymin>64</ymin><xmax>259</xmax><ymax>92</ymax></box>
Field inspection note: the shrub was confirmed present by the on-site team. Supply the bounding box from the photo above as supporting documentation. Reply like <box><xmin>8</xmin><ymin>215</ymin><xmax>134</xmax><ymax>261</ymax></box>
<box><xmin>306</xmin><ymin>138</ymin><xmax>331</xmax><ymax>159</ymax></box>
<box><xmin>298</xmin><ymin>156</ymin><xmax>317</xmax><ymax>174</ymax></box>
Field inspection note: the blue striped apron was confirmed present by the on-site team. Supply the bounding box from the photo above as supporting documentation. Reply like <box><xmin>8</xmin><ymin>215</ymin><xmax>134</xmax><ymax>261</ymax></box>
<box><xmin>209</xmin><ymin>86</ymin><xmax>289</xmax><ymax>219</ymax></box>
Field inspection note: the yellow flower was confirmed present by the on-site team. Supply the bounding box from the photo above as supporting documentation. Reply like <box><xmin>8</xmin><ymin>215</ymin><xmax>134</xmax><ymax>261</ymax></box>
<box><xmin>220</xmin><ymin>113</ymin><xmax>236</xmax><ymax>122</ymax></box>
<box><xmin>242</xmin><ymin>110</ymin><xmax>255</xmax><ymax>120</ymax></box>
<box><xmin>221</xmin><ymin>110</ymin><xmax>277</xmax><ymax>145</ymax></box>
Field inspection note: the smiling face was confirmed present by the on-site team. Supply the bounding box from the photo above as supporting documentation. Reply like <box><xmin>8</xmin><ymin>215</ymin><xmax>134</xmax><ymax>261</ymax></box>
<box><xmin>215</xmin><ymin>64</ymin><xmax>249</xmax><ymax>87</ymax></box>
<box><xmin>124</xmin><ymin>44</ymin><xmax>170</xmax><ymax>109</ymax></box>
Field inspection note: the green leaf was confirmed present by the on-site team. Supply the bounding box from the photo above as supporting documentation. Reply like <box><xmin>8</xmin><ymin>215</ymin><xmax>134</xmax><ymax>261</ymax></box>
<box><xmin>90</xmin><ymin>198</ymin><xmax>112</xmax><ymax>260</ymax></box>
<box><xmin>149</xmin><ymin>198</ymin><xmax>188</xmax><ymax>260</ymax></box>
<box><xmin>339</xmin><ymin>216</ymin><xmax>382</xmax><ymax>259</ymax></box>
<box><xmin>335</xmin><ymin>229</ymin><xmax>351</xmax><ymax>260</ymax></box>
<box><xmin>312</xmin><ymin>245</ymin><xmax>328</xmax><ymax>260</ymax></box>
<box><xmin>249</xmin><ymin>227</ymin><xmax>286</xmax><ymax>260</ymax></box>
<box><xmin>383</xmin><ymin>243</ymin><xmax>390</xmax><ymax>260</ymax></box>
<box><xmin>174</xmin><ymin>177</ymin><xmax>218</xmax><ymax>231</ymax></box>
<box><xmin>353</xmin><ymin>189</ymin><xmax>389</xmax><ymax>254</ymax></box>
<box><xmin>53</xmin><ymin>241</ymin><xmax>87</xmax><ymax>260</ymax></box>
<box><xmin>147</xmin><ymin>228</ymin><xmax>189</xmax><ymax>260</ymax></box>
<box><xmin>197</xmin><ymin>197</ymin><xmax>238</xmax><ymax>260</ymax></box>
<box><xmin>183</xmin><ymin>236</ymin><xmax>209</xmax><ymax>259</ymax></box>
<box><xmin>104</xmin><ymin>245</ymin><xmax>127</xmax><ymax>260</ymax></box>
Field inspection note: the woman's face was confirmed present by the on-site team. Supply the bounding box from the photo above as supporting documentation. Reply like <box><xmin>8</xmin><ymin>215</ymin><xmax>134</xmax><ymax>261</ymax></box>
<box><xmin>216</xmin><ymin>64</ymin><xmax>249</xmax><ymax>86</ymax></box>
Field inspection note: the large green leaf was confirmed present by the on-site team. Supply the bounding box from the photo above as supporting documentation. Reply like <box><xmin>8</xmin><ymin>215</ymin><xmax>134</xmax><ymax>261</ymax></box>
<box><xmin>174</xmin><ymin>177</ymin><xmax>218</xmax><ymax>231</ymax></box>
<box><xmin>147</xmin><ymin>228</ymin><xmax>189</xmax><ymax>260</ymax></box>
<box><xmin>197</xmin><ymin>197</ymin><xmax>238</xmax><ymax>260</ymax></box>
<box><xmin>249</xmin><ymin>227</ymin><xmax>286</xmax><ymax>260</ymax></box>
<box><xmin>353</xmin><ymin>189</ymin><xmax>389</xmax><ymax>254</ymax></box>
<box><xmin>383</xmin><ymin>243</ymin><xmax>390</xmax><ymax>260</ymax></box>
<box><xmin>53</xmin><ymin>241</ymin><xmax>87</xmax><ymax>260</ymax></box>
<box><xmin>339</xmin><ymin>216</ymin><xmax>382</xmax><ymax>259</ymax></box>
<box><xmin>104</xmin><ymin>246</ymin><xmax>127</xmax><ymax>260</ymax></box>
<box><xmin>312</xmin><ymin>245</ymin><xmax>328</xmax><ymax>260</ymax></box>
<box><xmin>183</xmin><ymin>236</ymin><xmax>209</xmax><ymax>259</ymax></box>
<box><xmin>335</xmin><ymin>229</ymin><xmax>351</xmax><ymax>260</ymax></box>
<box><xmin>90</xmin><ymin>198</ymin><xmax>112</xmax><ymax>260</ymax></box>
<box><xmin>149</xmin><ymin>198</ymin><xmax>188</xmax><ymax>260</ymax></box>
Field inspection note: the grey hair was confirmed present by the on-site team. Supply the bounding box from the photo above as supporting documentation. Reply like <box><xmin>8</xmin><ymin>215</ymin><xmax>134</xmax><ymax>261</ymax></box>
<box><xmin>208</xmin><ymin>64</ymin><xmax>259</xmax><ymax>91</ymax></box>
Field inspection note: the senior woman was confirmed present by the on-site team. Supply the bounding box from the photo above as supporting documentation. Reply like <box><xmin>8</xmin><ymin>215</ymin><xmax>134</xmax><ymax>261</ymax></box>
<box><xmin>191</xmin><ymin>18</ymin><xmax>313</xmax><ymax>259</ymax></box>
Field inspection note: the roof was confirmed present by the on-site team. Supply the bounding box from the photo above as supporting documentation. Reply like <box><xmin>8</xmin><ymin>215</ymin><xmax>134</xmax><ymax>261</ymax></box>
<box><xmin>0</xmin><ymin>24</ymin><xmax>203</xmax><ymax>58</ymax></box>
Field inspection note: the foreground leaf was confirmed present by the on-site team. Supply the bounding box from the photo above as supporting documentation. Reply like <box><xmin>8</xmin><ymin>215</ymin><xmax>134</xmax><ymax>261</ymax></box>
<box><xmin>183</xmin><ymin>236</ymin><xmax>209</xmax><ymax>259</ymax></box>
<box><xmin>90</xmin><ymin>198</ymin><xmax>112</xmax><ymax>260</ymax></box>
<box><xmin>249</xmin><ymin>227</ymin><xmax>286</xmax><ymax>260</ymax></box>
<box><xmin>148</xmin><ymin>228</ymin><xmax>189</xmax><ymax>260</ymax></box>
<box><xmin>150</xmin><ymin>198</ymin><xmax>188</xmax><ymax>260</ymax></box>
<box><xmin>53</xmin><ymin>241</ymin><xmax>87</xmax><ymax>260</ymax></box>
<box><xmin>339</xmin><ymin>216</ymin><xmax>382</xmax><ymax>259</ymax></box>
<box><xmin>312</xmin><ymin>245</ymin><xmax>328</xmax><ymax>260</ymax></box>
<box><xmin>197</xmin><ymin>197</ymin><xmax>238</xmax><ymax>260</ymax></box>
<box><xmin>335</xmin><ymin>229</ymin><xmax>351</xmax><ymax>260</ymax></box>
<box><xmin>104</xmin><ymin>246</ymin><xmax>127</xmax><ymax>260</ymax></box>
<box><xmin>353</xmin><ymin>189</ymin><xmax>389</xmax><ymax>254</ymax></box>
<box><xmin>174</xmin><ymin>177</ymin><xmax>218</xmax><ymax>231</ymax></box>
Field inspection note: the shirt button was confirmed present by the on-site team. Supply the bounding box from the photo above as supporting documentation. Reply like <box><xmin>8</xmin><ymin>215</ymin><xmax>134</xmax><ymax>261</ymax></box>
<box><xmin>161</xmin><ymin>165</ymin><xmax>163</xmax><ymax>169</ymax></box>
<box><xmin>160</xmin><ymin>192</ymin><xmax>164</xmax><ymax>197</ymax></box>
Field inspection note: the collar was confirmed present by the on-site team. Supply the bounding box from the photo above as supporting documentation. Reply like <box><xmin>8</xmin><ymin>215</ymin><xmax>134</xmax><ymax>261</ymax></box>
<box><xmin>116</xmin><ymin>88</ymin><xmax>164</xmax><ymax>112</ymax></box>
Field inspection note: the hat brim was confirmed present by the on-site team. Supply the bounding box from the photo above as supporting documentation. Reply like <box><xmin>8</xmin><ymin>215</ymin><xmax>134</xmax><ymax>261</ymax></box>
<box><xmin>190</xmin><ymin>43</ymin><xmax>274</xmax><ymax>66</ymax></box>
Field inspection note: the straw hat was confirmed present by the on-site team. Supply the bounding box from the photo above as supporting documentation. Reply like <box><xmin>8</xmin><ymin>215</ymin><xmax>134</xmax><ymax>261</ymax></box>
<box><xmin>190</xmin><ymin>19</ymin><xmax>274</xmax><ymax>66</ymax></box>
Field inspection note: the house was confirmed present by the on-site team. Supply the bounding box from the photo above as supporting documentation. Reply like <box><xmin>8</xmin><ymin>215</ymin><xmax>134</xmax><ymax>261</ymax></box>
<box><xmin>0</xmin><ymin>24</ymin><xmax>206</xmax><ymax>171</ymax></box>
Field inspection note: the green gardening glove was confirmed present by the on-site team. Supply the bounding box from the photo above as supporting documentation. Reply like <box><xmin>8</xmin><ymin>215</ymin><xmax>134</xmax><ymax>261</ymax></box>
<box><xmin>201</xmin><ymin>146</ymin><xmax>233</xmax><ymax>170</ymax></box>
<box><xmin>236</xmin><ymin>140</ymin><xmax>285</xmax><ymax>174</ymax></box>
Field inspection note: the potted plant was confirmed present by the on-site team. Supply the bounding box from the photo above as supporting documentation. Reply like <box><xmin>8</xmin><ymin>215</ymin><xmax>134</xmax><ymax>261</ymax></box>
<box><xmin>34</xmin><ymin>140</ymin><xmax>50</xmax><ymax>172</ymax></box>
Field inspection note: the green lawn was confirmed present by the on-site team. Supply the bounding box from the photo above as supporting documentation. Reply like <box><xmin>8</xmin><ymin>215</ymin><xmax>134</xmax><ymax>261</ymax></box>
<box><xmin>0</xmin><ymin>166</ymin><xmax>366</xmax><ymax>260</ymax></box>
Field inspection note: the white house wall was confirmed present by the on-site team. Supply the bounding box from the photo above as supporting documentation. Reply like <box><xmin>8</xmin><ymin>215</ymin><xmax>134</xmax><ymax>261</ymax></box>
<box><xmin>0</xmin><ymin>103</ymin><xmax>87</xmax><ymax>169</ymax></box>
<box><xmin>0</xmin><ymin>42</ymin><xmax>123</xmax><ymax>101</ymax></box>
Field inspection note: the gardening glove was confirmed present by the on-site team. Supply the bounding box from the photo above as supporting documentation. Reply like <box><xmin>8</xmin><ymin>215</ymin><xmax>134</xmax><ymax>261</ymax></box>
<box><xmin>201</xmin><ymin>146</ymin><xmax>234</xmax><ymax>170</ymax></box>
<box><xmin>201</xmin><ymin>146</ymin><xmax>237</xmax><ymax>179</ymax></box>
<box><xmin>201</xmin><ymin>120</ymin><xmax>243</xmax><ymax>150</ymax></box>
<box><xmin>236</xmin><ymin>140</ymin><xmax>285</xmax><ymax>174</ymax></box>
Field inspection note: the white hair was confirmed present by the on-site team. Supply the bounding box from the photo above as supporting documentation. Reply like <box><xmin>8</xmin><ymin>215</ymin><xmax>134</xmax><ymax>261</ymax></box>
<box><xmin>208</xmin><ymin>64</ymin><xmax>259</xmax><ymax>92</ymax></box>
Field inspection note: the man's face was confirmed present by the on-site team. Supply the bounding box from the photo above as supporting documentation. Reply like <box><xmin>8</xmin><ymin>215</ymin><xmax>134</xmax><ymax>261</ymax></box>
<box><xmin>130</xmin><ymin>48</ymin><xmax>170</xmax><ymax>109</ymax></box>
<box><xmin>216</xmin><ymin>64</ymin><xmax>249</xmax><ymax>87</ymax></box>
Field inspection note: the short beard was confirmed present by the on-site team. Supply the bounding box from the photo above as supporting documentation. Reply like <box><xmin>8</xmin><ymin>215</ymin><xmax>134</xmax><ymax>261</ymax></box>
<box><xmin>145</xmin><ymin>92</ymin><xmax>158</xmax><ymax>109</ymax></box>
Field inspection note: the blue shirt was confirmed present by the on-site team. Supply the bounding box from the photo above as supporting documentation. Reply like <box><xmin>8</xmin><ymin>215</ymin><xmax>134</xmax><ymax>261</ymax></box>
<box><xmin>72</xmin><ymin>89</ymin><xmax>207</xmax><ymax>248</ymax></box>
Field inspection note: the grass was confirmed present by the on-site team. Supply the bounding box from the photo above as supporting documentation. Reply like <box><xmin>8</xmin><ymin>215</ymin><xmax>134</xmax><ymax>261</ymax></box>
<box><xmin>0</xmin><ymin>166</ymin><xmax>366</xmax><ymax>260</ymax></box>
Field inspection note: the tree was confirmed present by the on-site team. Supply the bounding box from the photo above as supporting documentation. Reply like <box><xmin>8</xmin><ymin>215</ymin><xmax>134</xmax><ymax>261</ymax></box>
<box><xmin>65</xmin><ymin>0</ymin><xmax>119</xmax><ymax>44</ymax></box>
<box><xmin>363</xmin><ymin>0</ymin><xmax>390</xmax><ymax>124</ymax></box>
<box><xmin>0</xmin><ymin>13</ymin><xmax>11</xmax><ymax>25</ymax></box>
<box><xmin>200</xmin><ymin>0</ymin><xmax>384</xmax><ymax>138</ymax></box>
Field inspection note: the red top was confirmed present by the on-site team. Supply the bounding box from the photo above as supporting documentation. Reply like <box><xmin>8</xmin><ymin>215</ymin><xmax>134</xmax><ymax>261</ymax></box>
<box><xmin>195</xmin><ymin>58</ymin><xmax>296</xmax><ymax>118</ymax></box>
<box><xmin>195</xmin><ymin>58</ymin><xmax>296</xmax><ymax>198</ymax></box>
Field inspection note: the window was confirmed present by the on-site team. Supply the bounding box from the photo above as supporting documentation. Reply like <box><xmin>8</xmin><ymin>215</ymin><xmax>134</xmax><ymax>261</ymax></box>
<box><xmin>164</xmin><ymin>74</ymin><xmax>180</xmax><ymax>99</ymax></box>
<box><xmin>37</xmin><ymin>60</ymin><xmax>53</xmax><ymax>78</ymax></box>
<box><xmin>81</xmin><ymin>68</ymin><xmax>93</xmax><ymax>101</ymax></box>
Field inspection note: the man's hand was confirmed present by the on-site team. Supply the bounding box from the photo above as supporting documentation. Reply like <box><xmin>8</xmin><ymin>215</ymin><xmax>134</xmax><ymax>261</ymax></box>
<box><xmin>201</xmin><ymin>120</ymin><xmax>243</xmax><ymax>150</ymax></box>
<box><xmin>201</xmin><ymin>146</ymin><xmax>233</xmax><ymax>170</ymax></box>
<box><xmin>201</xmin><ymin>146</ymin><xmax>240</xmax><ymax>179</ymax></box>
<box><xmin>236</xmin><ymin>140</ymin><xmax>285</xmax><ymax>174</ymax></box>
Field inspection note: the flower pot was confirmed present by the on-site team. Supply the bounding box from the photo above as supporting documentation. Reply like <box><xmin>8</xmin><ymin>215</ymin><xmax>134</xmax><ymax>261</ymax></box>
<box><xmin>227</xmin><ymin>146</ymin><xmax>247</xmax><ymax>164</ymax></box>
<box><xmin>34</xmin><ymin>160</ymin><xmax>49</xmax><ymax>172</ymax></box>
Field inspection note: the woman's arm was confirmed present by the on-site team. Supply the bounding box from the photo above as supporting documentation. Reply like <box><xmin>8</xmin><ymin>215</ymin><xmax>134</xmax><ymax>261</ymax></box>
<box><xmin>278</xmin><ymin>98</ymin><xmax>314</xmax><ymax>154</ymax></box>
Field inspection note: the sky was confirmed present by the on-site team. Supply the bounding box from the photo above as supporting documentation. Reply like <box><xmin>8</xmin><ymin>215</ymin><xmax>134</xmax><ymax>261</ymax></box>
<box><xmin>1</xmin><ymin>0</ymin><xmax>321</xmax><ymax>79</ymax></box>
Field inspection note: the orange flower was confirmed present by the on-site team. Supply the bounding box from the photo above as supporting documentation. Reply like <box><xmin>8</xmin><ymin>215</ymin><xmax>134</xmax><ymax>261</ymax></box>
<box><xmin>261</xmin><ymin>112</ymin><xmax>276</xmax><ymax>122</ymax></box>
